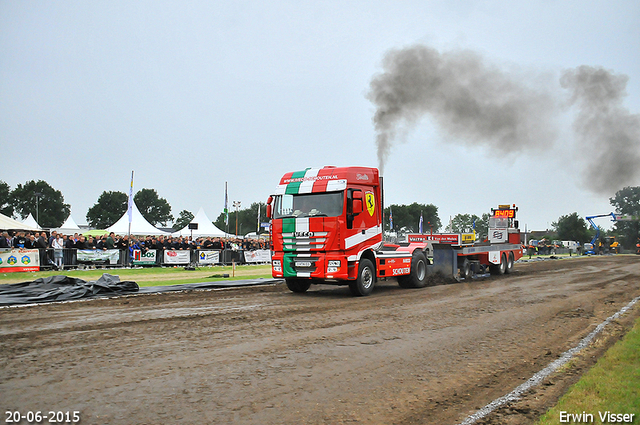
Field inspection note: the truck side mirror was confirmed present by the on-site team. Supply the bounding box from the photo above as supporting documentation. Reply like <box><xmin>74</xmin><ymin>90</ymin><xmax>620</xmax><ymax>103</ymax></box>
<box><xmin>266</xmin><ymin>196</ymin><xmax>273</xmax><ymax>219</ymax></box>
<box><xmin>353</xmin><ymin>199</ymin><xmax>363</xmax><ymax>214</ymax></box>
<box><xmin>352</xmin><ymin>191</ymin><xmax>363</xmax><ymax>214</ymax></box>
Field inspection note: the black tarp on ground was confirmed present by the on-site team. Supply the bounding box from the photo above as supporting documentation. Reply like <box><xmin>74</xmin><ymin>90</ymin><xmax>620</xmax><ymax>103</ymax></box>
<box><xmin>0</xmin><ymin>274</ymin><xmax>139</xmax><ymax>306</ymax></box>
<box><xmin>0</xmin><ymin>274</ymin><xmax>283</xmax><ymax>306</ymax></box>
<box><xmin>137</xmin><ymin>278</ymin><xmax>282</xmax><ymax>294</ymax></box>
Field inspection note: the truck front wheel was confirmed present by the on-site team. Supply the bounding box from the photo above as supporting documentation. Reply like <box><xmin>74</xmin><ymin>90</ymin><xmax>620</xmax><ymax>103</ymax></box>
<box><xmin>349</xmin><ymin>258</ymin><xmax>375</xmax><ymax>296</ymax></box>
<box><xmin>286</xmin><ymin>278</ymin><xmax>311</xmax><ymax>293</ymax></box>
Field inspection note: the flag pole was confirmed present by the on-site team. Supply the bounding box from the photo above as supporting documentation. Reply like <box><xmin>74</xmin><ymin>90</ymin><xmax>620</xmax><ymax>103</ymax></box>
<box><xmin>127</xmin><ymin>171</ymin><xmax>134</xmax><ymax>267</ymax></box>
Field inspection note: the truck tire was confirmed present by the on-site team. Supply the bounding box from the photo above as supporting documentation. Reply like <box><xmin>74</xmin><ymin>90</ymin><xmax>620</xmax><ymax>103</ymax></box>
<box><xmin>349</xmin><ymin>258</ymin><xmax>375</xmax><ymax>296</ymax></box>
<box><xmin>505</xmin><ymin>252</ymin><xmax>515</xmax><ymax>274</ymax></box>
<box><xmin>490</xmin><ymin>253</ymin><xmax>507</xmax><ymax>275</ymax></box>
<box><xmin>285</xmin><ymin>278</ymin><xmax>311</xmax><ymax>293</ymax></box>
<box><xmin>459</xmin><ymin>257</ymin><xmax>472</xmax><ymax>280</ymax></box>
<box><xmin>397</xmin><ymin>251</ymin><xmax>429</xmax><ymax>288</ymax></box>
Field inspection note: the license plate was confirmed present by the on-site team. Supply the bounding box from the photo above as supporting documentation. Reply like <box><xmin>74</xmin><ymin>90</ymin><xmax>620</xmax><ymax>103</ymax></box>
<box><xmin>296</xmin><ymin>261</ymin><xmax>312</xmax><ymax>267</ymax></box>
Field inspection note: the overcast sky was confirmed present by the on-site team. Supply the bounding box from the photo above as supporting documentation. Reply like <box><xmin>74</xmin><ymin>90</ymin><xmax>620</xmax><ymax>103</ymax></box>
<box><xmin>1</xmin><ymin>1</ymin><xmax>639</xmax><ymax>232</ymax></box>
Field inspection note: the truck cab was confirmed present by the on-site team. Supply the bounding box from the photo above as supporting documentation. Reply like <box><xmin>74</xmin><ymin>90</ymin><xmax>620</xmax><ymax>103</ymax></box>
<box><xmin>267</xmin><ymin>166</ymin><xmax>385</xmax><ymax>295</ymax></box>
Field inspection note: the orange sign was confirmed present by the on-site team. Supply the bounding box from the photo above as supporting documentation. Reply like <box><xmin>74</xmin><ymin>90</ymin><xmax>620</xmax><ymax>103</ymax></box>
<box><xmin>493</xmin><ymin>209</ymin><xmax>515</xmax><ymax>218</ymax></box>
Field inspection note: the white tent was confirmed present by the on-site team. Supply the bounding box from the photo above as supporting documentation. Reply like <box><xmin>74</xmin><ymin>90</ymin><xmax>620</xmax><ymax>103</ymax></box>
<box><xmin>54</xmin><ymin>215</ymin><xmax>82</xmax><ymax>235</ymax></box>
<box><xmin>105</xmin><ymin>202</ymin><xmax>170</xmax><ymax>236</ymax></box>
<box><xmin>0</xmin><ymin>213</ymin><xmax>40</xmax><ymax>231</ymax></box>
<box><xmin>22</xmin><ymin>213</ymin><xmax>42</xmax><ymax>230</ymax></box>
<box><xmin>172</xmin><ymin>207</ymin><xmax>227</xmax><ymax>237</ymax></box>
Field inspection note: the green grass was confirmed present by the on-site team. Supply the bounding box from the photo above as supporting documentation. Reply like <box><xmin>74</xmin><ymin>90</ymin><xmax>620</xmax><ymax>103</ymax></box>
<box><xmin>0</xmin><ymin>264</ymin><xmax>274</xmax><ymax>287</ymax></box>
<box><xmin>536</xmin><ymin>316</ymin><xmax>640</xmax><ymax>424</ymax></box>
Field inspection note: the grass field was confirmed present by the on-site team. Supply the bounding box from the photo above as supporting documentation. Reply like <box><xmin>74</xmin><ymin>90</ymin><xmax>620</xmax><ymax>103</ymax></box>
<box><xmin>536</xmin><ymin>316</ymin><xmax>640</xmax><ymax>424</ymax></box>
<box><xmin>0</xmin><ymin>264</ymin><xmax>274</xmax><ymax>287</ymax></box>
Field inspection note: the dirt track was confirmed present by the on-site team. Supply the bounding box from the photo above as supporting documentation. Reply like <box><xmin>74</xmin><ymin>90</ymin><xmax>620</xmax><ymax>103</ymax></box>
<box><xmin>1</xmin><ymin>256</ymin><xmax>639</xmax><ymax>425</ymax></box>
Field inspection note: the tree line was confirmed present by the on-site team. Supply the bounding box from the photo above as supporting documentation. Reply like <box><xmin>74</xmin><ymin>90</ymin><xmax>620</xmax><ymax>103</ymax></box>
<box><xmin>1</xmin><ymin>180</ymin><xmax>639</xmax><ymax>247</ymax></box>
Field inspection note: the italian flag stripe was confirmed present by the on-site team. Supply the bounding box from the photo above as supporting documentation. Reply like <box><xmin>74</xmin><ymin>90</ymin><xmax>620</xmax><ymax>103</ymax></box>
<box><xmin>282</xmin><ymin>218</ymin><xmax>296</xmax><ymax>234</ymax></box>
<box><xmin>285</xmin><ymin>168</ymin><xmax>309</xmax><ymax>194</ymax></box>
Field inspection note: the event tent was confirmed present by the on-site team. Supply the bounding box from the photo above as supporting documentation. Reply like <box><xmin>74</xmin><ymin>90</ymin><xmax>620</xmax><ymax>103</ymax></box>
<box><xmin>22</xmin><ymin>213</ymin><xmax>42</xmax><ymax>230</ymax></box>
<box><xmin>172</xmin><ymin>207</ymin><xmax>227</xmax><ymax>238</ymax></box>
<box><xmin>0</xmin><ymin>213</ymin><xmax>40</xmax><ymax>231</ymax></box>
<box><xmin>105</xmin><ymin>202</ymin><xmax>170</xmax><ymax>236</ymax></box>
<box><xmin>54</xmin><ymin>215</ymin><xmax>82</xmax><ymax>235</ymax></box>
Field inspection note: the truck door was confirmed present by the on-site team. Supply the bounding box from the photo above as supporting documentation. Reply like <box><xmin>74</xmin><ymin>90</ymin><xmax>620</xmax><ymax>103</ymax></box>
<box><xmin>347</xmin><ymin>187</ymin><xmax>379</xmax><ymax>236</ymax></box>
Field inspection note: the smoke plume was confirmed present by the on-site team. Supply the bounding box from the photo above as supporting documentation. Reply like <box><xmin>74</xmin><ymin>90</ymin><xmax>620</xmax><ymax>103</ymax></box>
<box><xmin>368</xmin><ymin>45</ymin><xmax>640</xmax><ymax>196</ymax></box>
<box><xmin>367</xmin><ymin>45</ymin><xmax>558</xmax><ymax>174</ymax></box>
<box><xmin>560</xmin><ymin>66</ymin><xmax>640</xmax><ymax>194</ymax></box>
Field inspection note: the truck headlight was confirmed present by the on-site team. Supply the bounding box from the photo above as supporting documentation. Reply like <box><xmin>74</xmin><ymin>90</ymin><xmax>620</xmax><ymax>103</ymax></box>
<box><xmin>272</xmin><ymin>260</ymin><xmax>282</xmax><ymax>272</ymax></box>
<box><xmin>328</xmin><ymin>260</ymin><xmax>341</xmax><ymax>267</ymax></box>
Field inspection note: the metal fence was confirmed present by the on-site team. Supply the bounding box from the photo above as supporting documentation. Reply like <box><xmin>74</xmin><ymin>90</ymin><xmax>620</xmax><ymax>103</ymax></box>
<box><xmin>37</xmin><ymin>248</ymin><xmax>270</xmax><ymax>270</ymax></box>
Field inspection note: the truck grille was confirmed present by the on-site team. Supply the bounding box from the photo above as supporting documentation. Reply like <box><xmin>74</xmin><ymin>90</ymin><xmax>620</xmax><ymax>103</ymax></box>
<box><xmin>281</xmin><ymin>232</ymin><xmax>328</xmax><ymax>252</ymax></box>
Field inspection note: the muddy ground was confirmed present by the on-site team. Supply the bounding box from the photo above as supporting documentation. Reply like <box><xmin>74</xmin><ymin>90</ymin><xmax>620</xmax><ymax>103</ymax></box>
<box><xmin>1</xmin><ymin>255</ymin><xmax>639</xmax><ymax>425</ymax></box>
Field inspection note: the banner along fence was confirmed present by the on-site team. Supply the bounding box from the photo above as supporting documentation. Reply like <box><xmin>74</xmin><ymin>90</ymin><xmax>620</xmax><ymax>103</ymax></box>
<box><xmin>0</xmin><ymin>248</ymin><xmax>272</xmax><ymax>272</ymax></box>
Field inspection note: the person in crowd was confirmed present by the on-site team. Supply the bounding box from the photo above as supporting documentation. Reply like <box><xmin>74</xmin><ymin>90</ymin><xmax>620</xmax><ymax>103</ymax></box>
<box><xmin>48</xmin><ymin>231</ymin><xmax>57</xmax><ymax>247</ymax></box>
<box><xmin>35</xmin><ymin>231</ymin><xmax>48</xmax><ymax>267</ymax></box>
<box><xmin>24</xmin><ymin>234</ymin><xmax>36</xmax><ymax>249</ymax></box>
<box><xmin>117</xmin><ymin>235</ymin><xmax>129</xmax><ymax>250</ymax></box>
<box><xmin>128</xmin><ymin>237</ymin><xmax>142</xmax><ymax>260</ymax></box>
<box><xmin>64</xmin><ymin>234</ymin><xmax>76</xmax><ymax>249</ymax></box>
<box><xmin>154</xmin><ymin>236</ymin><xmax>165</xmax><ymax>250</ymax></box>
<box><xmin>52</xmin><ymin>233</ymin><xmax>64</xmax><ymax>270</ymax></box>
<box><xmin>202</xmin><ymin>237</ymin><xmax>214</xmax><ymax>249</ymax></box>
<box><xmin>96</xmin><ymin>236</ymin><xmax>107</xmax><ymax>250</ymax></box>
<box><xmin>75</xmin><ymin>236</ymin><xmax>89</xmax><ymax>250</ymax></box>
<box><xmin>13</xmin><ymin>232</ymin><xmax>27</xmax><ymax>248</ymax></box>
<box><xmin>0</xmin><ymin>231</ymin><xmax>11</xmax><ymax>248</ymax></box>
<box><xmin>106</xmin><ymin>232</ymin><xmax>115</xmax><ymax>249</ymax></box>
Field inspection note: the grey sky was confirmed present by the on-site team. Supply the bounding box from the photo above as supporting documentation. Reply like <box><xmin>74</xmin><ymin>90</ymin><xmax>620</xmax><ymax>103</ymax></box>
<box><xmin>1</xmin><ymin>1</ymin><xmax>639</xmax><ymax>232</ymax></box>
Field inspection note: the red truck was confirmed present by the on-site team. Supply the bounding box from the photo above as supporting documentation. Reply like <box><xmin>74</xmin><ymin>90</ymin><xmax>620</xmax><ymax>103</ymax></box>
<box><xmin>266</xmin><ymin>166</ymin><xmax>523</xmax><ymax>296</ymax></box>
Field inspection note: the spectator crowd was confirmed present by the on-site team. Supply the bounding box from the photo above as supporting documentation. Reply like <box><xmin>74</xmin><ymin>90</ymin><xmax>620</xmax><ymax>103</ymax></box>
<box><xmin>0</xmin><ymin>229</ymin><xmax>269</xmax><ymax>270</ymax></box>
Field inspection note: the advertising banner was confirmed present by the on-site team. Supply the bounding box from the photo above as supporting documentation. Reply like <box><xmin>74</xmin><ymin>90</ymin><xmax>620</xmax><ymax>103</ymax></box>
<box><xmin>132</xmin><ymin>249</ymin><xmax>157</xmax><ymax>265</ymax></box>
<box><xmin>77</xmin><ymin>249</ymin><xmax>120</xmax><ymax>264</ymax></box>
<box><xmin>0</xmin><ymin>248</ymin><xmax>40</xmax><ymax>272</ymax></box>
<box><xmin>164</xmin><ymin>250</ymin><xmax>191</xmax><ymax>264</ymax></box>
<box><xmin>197</xmin><ymin>250</ymin><xmax>220</xmax><ymax>265</ymax></box>
<box><xmin>407</xmin><ymin>234</ymin><xmax>461</xmax><ymax>244</ymax></box>
<box><xmin>244</xmin><ymin>249</ymin><xmax>272</xmax><ymax>263</ymax></box>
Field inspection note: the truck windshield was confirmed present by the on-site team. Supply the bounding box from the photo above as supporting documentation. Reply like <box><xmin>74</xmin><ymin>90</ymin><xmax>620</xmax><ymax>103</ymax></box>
<box><xmin>273</xmin><ymin>192</ymin><xmax>344</xmax><ymax>219</ymax></box>
<box><xmin>489</xmin><ymin>217</ymin><xmax>509</xmax><ymax>228</ymax></box>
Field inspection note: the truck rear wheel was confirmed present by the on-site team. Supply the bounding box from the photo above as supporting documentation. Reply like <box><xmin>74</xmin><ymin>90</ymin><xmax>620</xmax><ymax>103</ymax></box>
<box><xmin>490</xmin><ymin>253</ymin><xmax>507</xmax><ymax>275</ymax></box>
<box><xmin>459</xmin><ymin>258</ymin><xmax>472</xmax><ymax>280</ymax></box>
<box><xmin>349</xmin><ymin>258</ymin><xmax>375</xmax><ymax>296</ymax></box>
<box><xmin>397</xmin><ymin>251</ymin><xmax>429</xmax><ymax>288</ymax></box>
<box><xmin>505</xmin><ymin>252</ymin><xmax>515</xmax><ymax>274</ymax></box>
<box><xmin>285</xmin><ymin>278</ymin><xmax>311</xmax><ymax>293</ymax></box>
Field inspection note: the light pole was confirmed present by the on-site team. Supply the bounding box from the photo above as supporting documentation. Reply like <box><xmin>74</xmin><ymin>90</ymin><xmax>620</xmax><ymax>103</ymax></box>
<box><xmin>35</xmin><ymin>192</ymin><xmax>42</xmax><ymax>225</ymax></box>
<box><xmin>233</xmin><ymin>200</ymin><xmax>241</xmax><ymax>236</ymax></box>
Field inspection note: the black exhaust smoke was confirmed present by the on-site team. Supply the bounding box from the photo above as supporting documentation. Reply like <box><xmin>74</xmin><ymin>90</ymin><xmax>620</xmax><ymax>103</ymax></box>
<box><xmin>367</xmin><ymin>44</ymin><xmax>640</xmax><ymax>194</ymax></box>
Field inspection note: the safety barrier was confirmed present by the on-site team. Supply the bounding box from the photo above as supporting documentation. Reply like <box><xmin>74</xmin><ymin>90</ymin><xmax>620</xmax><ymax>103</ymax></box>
<box><xmin>0</xmin><ymin>248</ymin><xmax>271</xmax><ymax>272</ymax></box>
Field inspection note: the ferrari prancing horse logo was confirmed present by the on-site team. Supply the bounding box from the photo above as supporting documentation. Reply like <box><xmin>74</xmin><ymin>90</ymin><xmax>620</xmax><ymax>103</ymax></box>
<box><xmin>365</xmin><ymin>192</ymin><xmax>375</xmax><ymax>216</ymax></box>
